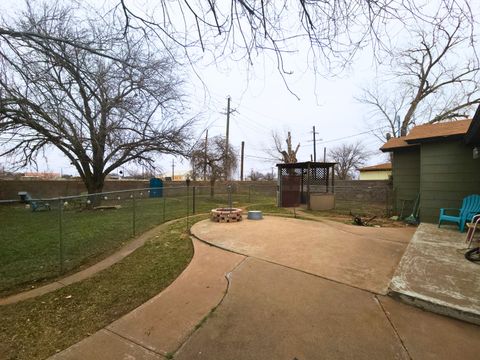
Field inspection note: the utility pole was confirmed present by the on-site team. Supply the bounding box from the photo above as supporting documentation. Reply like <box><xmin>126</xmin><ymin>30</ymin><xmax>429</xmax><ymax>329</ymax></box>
<box><xmin>225</xmin><ymin>96</ymin><xmax>231</xmax><ymax>181</ymax></box>
<box><xmin>240</xmin><ymin>141</ymin><xmax>245</xmax><ymax>181</ymax></box>
<box><xmin>203</xmin><ymin>129</ymin><xmax>208</xmax><ymax>181</ymax></box>
<box><xmin>312</xmin><ymin>126</ymin><xmax>319</xmax><ymax>162</ymax></box>
<box><xmin>323</xmin><ymin>147</ymin><xmax>326</xmax><ymax>162</ymax></box>
<box><xmin>171</xmin><ymin>158</ymin><xmax>175</xmax><ymax>181</ymax></box>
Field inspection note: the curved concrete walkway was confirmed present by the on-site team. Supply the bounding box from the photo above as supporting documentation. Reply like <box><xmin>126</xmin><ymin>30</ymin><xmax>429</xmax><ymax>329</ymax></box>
<box><xmin>0</xmin><ymin>218</ymin><xmax>186</xmax><ymax>306</ymax></box>
<box><xmin>50</xmin><ymin>238</ymin><xmax>244</xmax><ymax>359</ymax></box>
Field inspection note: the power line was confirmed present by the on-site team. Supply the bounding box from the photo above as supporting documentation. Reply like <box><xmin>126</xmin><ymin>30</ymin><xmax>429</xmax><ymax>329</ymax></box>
<box><xmin>202</xmin><ymin>91</ymin><xmax>285</xmax><ymax>130</ymax></box>
<box><xmin>234</xmin><ymin>111</ymin><xmax>273</xmax><ymax>132</ymax></box>
<box><xmin>311</xmin><ymin>126</ymin><xmax>390</xmax><ymax>145</ymax></box>
<box><xmin>245</xmin><ymin>154</ymin><xmax>278</xmax><ymax>161</ymax></box>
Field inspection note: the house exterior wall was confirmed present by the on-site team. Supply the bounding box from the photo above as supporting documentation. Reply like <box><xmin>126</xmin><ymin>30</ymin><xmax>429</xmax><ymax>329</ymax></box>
<box><xmin>359</xmin><ymin>170</ymin><xmax>392</xmax><ymax>180</ymax></box>
<box><xmin>392</xmin><ymin>148</ymin><xmax>420</xmax><ymax>217</ymax></box>
<box><xmin>419</xmin><ymin>141</ymin><xmax>480</xmax><ymax>223</ymax></box>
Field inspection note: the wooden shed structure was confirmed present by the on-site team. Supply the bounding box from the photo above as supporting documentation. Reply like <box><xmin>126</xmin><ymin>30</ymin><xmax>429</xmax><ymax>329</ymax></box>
<box><xmin>276</xmin><ymin>161</ymin><xmax>336</xmax><ymax>210</ymax></box>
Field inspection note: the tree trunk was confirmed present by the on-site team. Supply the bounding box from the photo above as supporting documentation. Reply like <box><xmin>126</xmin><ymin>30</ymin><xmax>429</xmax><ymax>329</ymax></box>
<box><xmin>85</xmin><ymin>176</ymin><xmax>105</xmax><ymax>207</ymax></box>
<box><xmin>401</xmin><ymin>97</ymin><xmax>421</xmax><ymax>136</ymax></box>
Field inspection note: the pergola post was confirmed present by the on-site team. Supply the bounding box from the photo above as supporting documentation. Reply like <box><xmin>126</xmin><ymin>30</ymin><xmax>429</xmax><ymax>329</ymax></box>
<box><xmin>307</xmin><ymin>162</ymin><xmax>311</xmax><ymax>210</ymax></box>
<box><xmin>326</xmin><ymin>167</ymin><xmax>329</xmax><ymax>193</ymax></box>
<box><xmin>332</xmin><ymin>164</ymin><xmax>335</xmax><ymax>193</ymax></box>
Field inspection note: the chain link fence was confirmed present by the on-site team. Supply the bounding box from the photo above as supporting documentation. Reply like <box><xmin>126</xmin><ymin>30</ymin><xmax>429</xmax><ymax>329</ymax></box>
<box><xmin>0</xmin><ymin>184</ymin><xmax>277</xmax><ymax>295</ymax></box>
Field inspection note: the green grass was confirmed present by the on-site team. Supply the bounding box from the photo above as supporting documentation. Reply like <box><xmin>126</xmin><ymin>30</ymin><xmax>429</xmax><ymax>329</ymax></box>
<box><xmin>0</xmin><ymin>217</ymin><xmax>201</xmax><ymax>360</ymax></box>
<box><xmin>0</xmin><ymin>192</ymin><xmax>276</xmax><ymax>296</ymax></box>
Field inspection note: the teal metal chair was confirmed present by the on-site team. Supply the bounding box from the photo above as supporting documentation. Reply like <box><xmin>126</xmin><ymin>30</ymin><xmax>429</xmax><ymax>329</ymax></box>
<box><xmin>438</xmin><ymin>194</ymin><xmax>480</xmax><ymax>232</ymax></box>
<box><xmin>18</xmin><ymin>191</ymin><xmax>51</xmax><ymax>212</ymax></box>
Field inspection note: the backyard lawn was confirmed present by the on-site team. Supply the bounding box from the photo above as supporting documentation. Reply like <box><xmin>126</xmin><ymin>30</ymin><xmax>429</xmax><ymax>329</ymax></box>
<box><xmin>0</xmin><ymin>217</ymin><xmax>199</xmax><ymax>360</ymax></box>
<box><xmin>0</xmin><ymin>190</ymin><xmax>274</xmax><ymax>296</ymax></box>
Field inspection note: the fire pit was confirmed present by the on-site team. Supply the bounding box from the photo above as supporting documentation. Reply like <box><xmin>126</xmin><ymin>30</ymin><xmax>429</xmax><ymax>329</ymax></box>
<box><xmin>211</xmin><ymin>208</ymin><xmax>243</xmax><ymax>223</ymax></box>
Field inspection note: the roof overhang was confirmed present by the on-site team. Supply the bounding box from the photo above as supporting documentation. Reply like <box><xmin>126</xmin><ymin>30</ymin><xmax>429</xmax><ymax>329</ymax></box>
<box><xmin>404</xmin><ymin>134</ymin><xmax>465</xmax><ymax>144</ymax></box>
<box><xmin>380</xmin><ymin>138</ymin><xmax>418</xmax><ymax>152</ymax></box>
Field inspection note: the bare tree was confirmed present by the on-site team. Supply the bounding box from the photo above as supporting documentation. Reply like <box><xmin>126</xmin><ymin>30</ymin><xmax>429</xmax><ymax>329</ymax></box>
<box><xmin>190</xmin><ymin>135</ymin><xmax>237</xmax><ymax>196</ymax></box>
<box><xmin>0</xmin><ymin>1</ymin><xmax>474</xmax><ymax>91</ymax></box>
<box><xmin>0</xmin><ymin>4</ymin><xmax>192</xmax><ymax>196</ymax></box>
<box><xmin>124</xmin><ymin>168</ymin><xmax>157</xmax><ymax>180</ymax></box>
<box><xmin>114</xmin><ymin>1</ymin><xmax>474</xmax><ymax>75</ymax></box>
<box><xmin>267</xmin><ymin>131</ymin><xmax>300</xmax><ymax>164</ymax></box>
<box><xmin>360</xmin><ymin>13</ymin><xmax>480</xmax><ymax>139</ymax></box>
<box><xmin>328</xmin><ymin>142</ymin><xmax>369</xmax><ymax>180</ymax></box>
<box><xmin>248</xmin><ymin>170</ymin><xmax>274</xmax><ymax>181</ymax></box>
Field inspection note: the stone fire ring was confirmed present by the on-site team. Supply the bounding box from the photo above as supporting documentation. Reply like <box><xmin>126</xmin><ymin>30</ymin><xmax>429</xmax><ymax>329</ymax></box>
<box><xmin>210</xmin><ymin>208</ymin><xmax>243</xmax><ymax>223</ymax></box>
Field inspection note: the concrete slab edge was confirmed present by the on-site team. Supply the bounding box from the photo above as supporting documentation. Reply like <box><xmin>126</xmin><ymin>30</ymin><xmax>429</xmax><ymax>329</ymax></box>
<box><xmin>373</xmin><ymin>295</ymin><xmax>412</xmax><ymax>359</ymax></box>
<box><xmin>172</xmin><ymin>255</ymin><xmax>249</xmax><ymax>357</ymax></box>
<box><xmin>388</xmin><ymin>289</ymin><xmax>480</xmax><ymax>326</ymax></box>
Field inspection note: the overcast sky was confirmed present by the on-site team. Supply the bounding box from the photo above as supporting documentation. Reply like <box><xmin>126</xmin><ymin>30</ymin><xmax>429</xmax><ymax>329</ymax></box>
<box><xmin>180</xmin><ymin>48</ymin><xmax>384</xmax><ymax>178</ymax></box>
<box><xmin>1</xmin><ymin>0</ymin><xmax>478</xmax><ymax>178</ymax></box>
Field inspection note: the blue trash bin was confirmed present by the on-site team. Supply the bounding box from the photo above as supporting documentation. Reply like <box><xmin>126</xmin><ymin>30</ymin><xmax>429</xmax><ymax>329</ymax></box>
<box><xmin>149</xmin><ymin>178</ymin><xmax>163</xmax><ymax>198</ymax></box>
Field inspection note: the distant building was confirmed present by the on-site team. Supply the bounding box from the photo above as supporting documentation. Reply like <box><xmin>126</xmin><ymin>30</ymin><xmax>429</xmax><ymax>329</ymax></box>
<box><xmin>23</xmin><ymin>172</ymin><xmax>61</xmax><ymax>180</ymax></box>
<box><xmin>358</xmin><ymin>163</ymin><xmax>392</xmax><ymax>180</ymax></box>
<box><xmin>163</xmin><ymin>171</ymin><xmax>192</xmax><ymax>181</ymax></box>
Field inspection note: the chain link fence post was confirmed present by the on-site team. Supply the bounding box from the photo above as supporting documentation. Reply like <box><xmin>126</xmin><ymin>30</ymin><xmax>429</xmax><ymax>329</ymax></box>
<box><xmin>186</xmin><ymin>181</ymin><xmax>191</xmax><ymax>230</ymax></box>
<box><xmin>227</xmin><ymin>184</ymin><xmax>232</xmax><ymax>209</ymax></box>
<box><xmin>58</xmin><ymin>198</ymin><xmax>65</xmax><ymax>274</ymax></box>
<box><xmin>163</xmin><ymin>190</ymin><xmax>166</xmax><ymax>222</ymax></box>
<box><xmin>192</xmin><ymin>186</ymin><xmax>196</xmax><ymax>214</ymax></box>
<box><xmin>132</xmin><ymin>191</ymin><xmax>136</xmax><ymax>236</ymax></box>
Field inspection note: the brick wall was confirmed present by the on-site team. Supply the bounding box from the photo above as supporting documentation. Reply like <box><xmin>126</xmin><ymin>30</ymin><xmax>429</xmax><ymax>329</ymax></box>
<box><xmin>0</xmin><ymin>178</ymin><xmax>391</xmax><ymax>203</ymax></box>
<box><xmin>0</xmin><ymin>179</ymin><xmax>277</xmax><ymax>200</ymax></box>
<box><xmin>334</xmin><ymin>180</ymin><xmax>392</xmax><ymax>203</ymax></box>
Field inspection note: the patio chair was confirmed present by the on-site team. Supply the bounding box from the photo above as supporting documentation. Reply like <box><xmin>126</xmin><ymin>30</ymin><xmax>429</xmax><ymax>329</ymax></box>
<box><xmin>18</xmin><ymin>191</ymin><xmax>51</xmax><ymax>212</ymax></box>
<box><xmin>438</xmin><ymin>194</ymin><xmax>480</xmax><ymax>232</ymax></box>
<box><xmin>465</xmin><ymin>214</ymin><xmax>480</xmax><ymax>248</ymax></box>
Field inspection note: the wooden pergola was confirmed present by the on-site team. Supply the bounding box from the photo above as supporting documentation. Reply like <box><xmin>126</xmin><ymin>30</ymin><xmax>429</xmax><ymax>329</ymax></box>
<box><xmin>276</xmin><ymin>161</ymin><xmax>336</xmax><ymax>209</ymax></box>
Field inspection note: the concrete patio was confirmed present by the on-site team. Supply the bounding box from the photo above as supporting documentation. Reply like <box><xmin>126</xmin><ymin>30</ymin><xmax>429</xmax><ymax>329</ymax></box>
<box><xmin>50</xmin><ymin>216</ymin><xmax>480</xmax><ymax>360</ymax></box>
<box><xmin>389</xmin><ymin>223</ymin><xmax>480</xmax><ymax>325</ymax></box>
<box><xmin>191</xmin><ymin>216</ymin><xmax>415</xmax><ymax>294</ymax></box>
